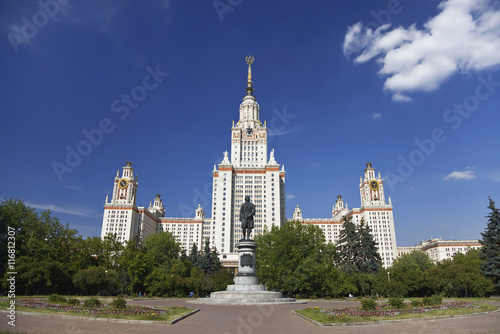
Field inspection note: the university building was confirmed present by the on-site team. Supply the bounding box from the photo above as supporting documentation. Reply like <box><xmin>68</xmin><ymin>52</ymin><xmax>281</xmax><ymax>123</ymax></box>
<box><xmin>100</xmin><ymin>56</ymin><xmax>397</xmax><ymax>268</ymax></box>
<box><xmin>292</xmin><ymin>162</ymin><xmax>398</xmax><ymax>267</ymax></box>
<box><xmin>397</xmin><ymin>238</ymin><xmax>482</xmax><ymax>262</ymax></box>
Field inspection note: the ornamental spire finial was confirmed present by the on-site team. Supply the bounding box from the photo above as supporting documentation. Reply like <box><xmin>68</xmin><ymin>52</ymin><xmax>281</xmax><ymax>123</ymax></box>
<box><xmin>245</xmin><ymin>54</ymin><xmax>255</xmax><ymax>95</ymax></box>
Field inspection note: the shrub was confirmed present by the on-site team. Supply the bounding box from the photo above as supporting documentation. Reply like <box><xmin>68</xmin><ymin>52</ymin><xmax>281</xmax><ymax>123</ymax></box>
<box><xmin>83</xmin><ymin>297</ymin><xmax>101</xmax><ymax>308</ymax></box>
<box><xmin>49</xmin><ymin>294</ymin><xmax>67</xmax><ymax>303</ymax></box>
<box><xmin>423</xmin><ymin>294</ymin><xmax>442</xmax><ymax>306</ymax></box>
<box><xmin>361</xmin><ymin>298</ymin><xmax>377</xmax><ymax>310</ymax></box>
<box><xmin>370</xmin><ymin>295</ymin><xmax>378</xmax><ymax>301</ymax></box>
<box><xmin>67</xmin><ymin>298</ymin><xmax>80</xmax><ymax>306</ymax></box>
<box><xmin>388</xmin><ymin>297</ymin><xmax>406</xmax><ymax>309</ymax></box>
<box><xmin>130</xmin><ymin>293</ymin><xmax>139</xmax><ymax>298</ymax></box>
<box><xmin>112</xmin><ymin>296</ymin><xmax>127</xmax><ymax>309</ymax></box>
<box><xmin>431</xmin><ymin>294</ymin><xmax>442</xmax><ymax>305</ymax></box>
<box><xmin>411</xmin><ymin>299</ymin><xmax>423</xmax><ymax>307</ymax></box>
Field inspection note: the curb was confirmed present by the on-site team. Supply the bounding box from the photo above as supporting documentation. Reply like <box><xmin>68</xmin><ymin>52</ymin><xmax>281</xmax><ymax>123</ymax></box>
<box><xmin>0</xmin><ymin>308</ymin><xmax>200</xmax><ymax>325</ymax></box>
<box><xmin>292</xmin><ymin>306</ymin><xmax>500</xmax><ymax>327</ymax></box>
<box><xmin>169</xmin><ymin>308</ymin><xmax>200</xmax><ymax>324</ymax></box>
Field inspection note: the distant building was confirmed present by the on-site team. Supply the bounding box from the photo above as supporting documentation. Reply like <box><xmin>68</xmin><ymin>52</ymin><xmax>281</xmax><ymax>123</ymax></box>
<box><xmin>396</xmin><ymin>238</ymin><xmax>482</xmax><ymax>262</ymax></box>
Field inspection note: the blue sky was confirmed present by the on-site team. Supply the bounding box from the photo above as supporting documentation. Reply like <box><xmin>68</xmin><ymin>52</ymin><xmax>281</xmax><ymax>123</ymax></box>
<box><xmin>1</xmin><ymin>0</ymin><xmax>499</xmax><ymax>246</ymax></box>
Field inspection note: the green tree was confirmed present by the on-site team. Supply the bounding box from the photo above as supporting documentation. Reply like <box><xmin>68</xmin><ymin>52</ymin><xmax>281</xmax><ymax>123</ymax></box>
<box><xmin>145</xmin><ymin>267</ymin><xmax>170</xmax><ymax>297</ymax></box>
<box><xmin>479</xmin><ymin>197</ymin><xmax>500</xmax><ymax>292</ymax></box>
<box><xmin>336</xmin><ymin>216</ymin><xmax>360</xmax><ymax>274</ymax></box>
<box><xmin>72</xmin><ymin>266</ymin><xmax>108</xmax><ymax>295</ymax></box>
<box><xmin>372</xmin><ymin>270</ymin><xmax>391</xmax><ymax>296</ymax></box>
<box><xmin>428</xmin><ymin>249</ymin><xmax>495</xmax><ymax>297</ymax></box>
<box><xmin>336</xmin><ymin>217</ymin><xmax>381</xmax><ymax>275</ymax></box>
<box><xmin>144</xmin><ymin>231</ymin><xmax>180</xmax><ymax>267</ymax></box>
<box><xmin>118</xmin><ymin>241</ymin><xmax>150</xmax><ymax>295</ymax></box>
<box><xmin>188</xmin><ymin>265</ymin><xmax>212</xmax><ymax>295</ymax></box>
<box><xmin>357</xmin><ymin>219</ymin><xmax>382</xmax><ymax>274</ymax></box>
<box><xmin>255</xmin><ymin>221</ymin><xmax>331</xmax><ymax>297</ymax></box>
<box><xmin>389</xmin><ymin>251</ymin><xmax>434</xmax><ymax>297</ymax></box>
<box><xmin>69</xmin><ymin>235</ymin><xmax>123</xmax><ymax>274</ymax></box>
<box><xmin>198</xmin><ymin>239</ymin><xmax>222</xmax><ymax>275</ymax></box>
<box><xmin>187</xmin><ymin>243</ymin><xmax>201</xmax><ymax>267</ymax></box>
<box><xmin>210</xmin><ymin>269</ymin><xmax>234</xmax><ymax>292</ymax></box>
<box><xmin>166</xmin><ymin>258</ymin><xmax>191</xmax><ymax>297</ymax></box>
<box><xmin>1</xmin><ymin>198</ymin><xmax>78</xmax><ymax>294</ymax></box>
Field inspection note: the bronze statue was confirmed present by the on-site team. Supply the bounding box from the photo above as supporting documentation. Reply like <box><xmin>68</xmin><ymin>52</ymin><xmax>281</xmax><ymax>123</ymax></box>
<box><xmin>239</xmin><ymin>195</ymin><xmax>256</xmax><ymax>240</ymax></box>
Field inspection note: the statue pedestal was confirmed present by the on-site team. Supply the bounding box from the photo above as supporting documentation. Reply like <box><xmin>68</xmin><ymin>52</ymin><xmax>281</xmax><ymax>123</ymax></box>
<box><xmin>191</xmin><ymin>239</ymin><xmax>302</xmax><ymax>305</ymax></box>
<box><xmin>232</xmin><ymin>240</ymin><xmax>258</xmax><ymax>286</ymax></box>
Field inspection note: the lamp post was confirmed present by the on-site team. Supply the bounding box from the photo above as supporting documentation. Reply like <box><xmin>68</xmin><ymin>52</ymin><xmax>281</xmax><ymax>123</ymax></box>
<box><xmin>387</xmin><ymin>271</ymin><xmax>390</xmax><ymax>283</ymax></box>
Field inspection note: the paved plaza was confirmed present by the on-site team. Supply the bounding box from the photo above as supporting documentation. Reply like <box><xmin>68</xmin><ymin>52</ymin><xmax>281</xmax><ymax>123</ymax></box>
<box><xmin>1</xmin><ymin>299</ymin><xmax>499</xmax><ymax>334</ymax></box>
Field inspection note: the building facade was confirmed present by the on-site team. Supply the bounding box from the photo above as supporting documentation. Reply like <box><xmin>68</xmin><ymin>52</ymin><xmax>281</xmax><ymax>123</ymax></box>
<box><xmin>292</xmin><ymin>163</ymin><xmax>398</xmax><ymax>268</ymax></box>
<box><xmin>100</xmin><ymin>56</ymin><xmax>398</xmax><ymax>268</ymax></box>
<box><xmin>397</xmin><ymin>238</ymin><xmax>482</xmax><ymax>262</ymax></box>
<box><xmin>100</xmin><ymin>161</ymin><xmax>206</xmax><ymax>250</ymax></box>
<box><xmin>210</xmin><ymin>55</ymin><xmax>286</xmax><ymax>254</ymax></box>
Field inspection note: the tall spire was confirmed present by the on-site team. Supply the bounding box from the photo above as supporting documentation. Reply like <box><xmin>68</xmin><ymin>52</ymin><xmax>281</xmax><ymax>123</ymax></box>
<box><xmin>245</xmin><ymin>54</ymin><xmax>254</xmax><ymax>96</ymax></box>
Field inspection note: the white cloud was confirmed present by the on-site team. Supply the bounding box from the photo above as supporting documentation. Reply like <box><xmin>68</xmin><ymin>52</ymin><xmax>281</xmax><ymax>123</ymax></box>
<box><xmin>443</xmin><ymin>170</ymin><xmax>476</xmax><ymax>181</ymax></box>
<box><xmin>25</xmin><ymin>202</ymin><xmax>101</xmax><ymax>218</ymax></box>
<box><xmin>371</xmin><ymin>113</ymin><xmax>383</xmax><ymax>120</ymax></box>
<box><xmin>392</xmin><ymin>92</ymin><xmax>412</xmax><ymax>102</ymax></box>
<box><xmin>343</xmin><ymin>0</ymin><xmax>500</xmax><ymax>101</ymax></box>
<box><xmin>286</xmin><ymin>194</ymin><xmax>296</xmax><ymax>200</ymax></box>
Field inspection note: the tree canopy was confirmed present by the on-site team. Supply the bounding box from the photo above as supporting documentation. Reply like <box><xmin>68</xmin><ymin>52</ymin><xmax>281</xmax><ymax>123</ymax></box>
<box><xmin>336</xmin><ymin>217</ymin><xmax>381</xmax><ymax>274</ymax></box>
<box><xmin>255</xmin><ymin>221</ymin><xmax>355</xmax><ymax>297</ymax></box>
<box><xmin>1</xmin><ymin>197</ymin><xmax>497</xmax><ymax>298</ymax></box>
<box><xmin>479</xmin><ymin>197</ymin><xmax>500</xmax><ymax>292</ymax></box>
<box><xmin>0</xmin><ymin>198</ymin><xmax>230</xmax><ymax>297</ymax></box>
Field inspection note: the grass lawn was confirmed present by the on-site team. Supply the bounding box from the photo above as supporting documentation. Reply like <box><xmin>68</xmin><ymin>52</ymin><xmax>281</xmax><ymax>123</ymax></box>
<box><xmin>295</xmin><ymin>301</ymin><xmax>498</xmax><ymax>325</ymax></box>
<box><xmin>0</xmin><ymin>298</ymin><xmax>195</xmax><ymax>323</ymax></box>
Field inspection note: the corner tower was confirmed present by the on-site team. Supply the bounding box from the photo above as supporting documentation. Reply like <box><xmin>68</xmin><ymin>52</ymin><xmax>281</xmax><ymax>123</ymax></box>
<box><xmin>101</xmin><ymin>161</ymin><xmax>140</xmax><ymax>243</ymax></box>
<box><xmin>359</xmin><ymin>162</ymin><xmax>397</xmax><ymax>267</ymax></box>
<box><xmin>211</xmin><ymin>56</ymin><xmax>286</xmax><ymax>254</ymax></box>
<box><xmin>360</xmin><ymin>162</ymin><xmax>386</xmax><ymax>207</ymax></box>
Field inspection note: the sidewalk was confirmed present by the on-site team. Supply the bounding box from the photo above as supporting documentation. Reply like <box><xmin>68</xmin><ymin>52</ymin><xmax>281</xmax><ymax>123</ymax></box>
<box><xmin>1</xmin><ymin>299</ymin><xmax>499</xmax><ymax>334</ymax></box>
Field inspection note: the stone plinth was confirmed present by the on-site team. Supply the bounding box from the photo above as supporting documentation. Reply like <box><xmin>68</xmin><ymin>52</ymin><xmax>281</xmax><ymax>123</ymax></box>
<box><xmin>199</xmin><ymin>290</ymin><xmax>298</xmax><ymax>305</ymax></box>
<box><xmin>189</xmin><ymin>239</ymin><xmax>302</xmax><ymax>305</ymax></box>
<box><xmin>234</xmin><ymin>240</ymin><xmax>258</xmax><ymax>285</ymax></box>
<box><xmin>226</xmin><ymin>284</ymin><xmax>266</xmax><ymax>291</ymax></box>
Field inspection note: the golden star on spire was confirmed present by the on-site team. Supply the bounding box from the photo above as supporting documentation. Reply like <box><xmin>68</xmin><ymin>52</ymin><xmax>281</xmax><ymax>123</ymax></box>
<box><xmin>246</xmin><ymin>54</ymin><xmax>254</xmax><ymax>82</ymax></box>
<box><xmin>245</xmin><ymin>54</ymin><xmax>255</xmax><ymax>95</ymax></box>
<box><xmin>245</xmin><ymin>54</ymin><xmax>254</xmax><ymax>65</ymax></box>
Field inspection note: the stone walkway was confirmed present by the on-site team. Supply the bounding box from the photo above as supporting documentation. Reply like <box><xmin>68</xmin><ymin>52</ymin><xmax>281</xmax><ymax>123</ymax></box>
<box><xmin>1</xmin><ymin>299</ymin><xmax>499</xmax><ymax>334</ymax></box>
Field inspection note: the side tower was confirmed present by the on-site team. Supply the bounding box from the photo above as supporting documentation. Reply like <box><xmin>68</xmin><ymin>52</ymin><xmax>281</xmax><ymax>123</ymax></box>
<box><xmin>100</xmin><ymin>161</ymin><xmax>140</xmax><ymax>243</ymax></box>
<box><xmin>359</xmin><ymin>162</ymin><xmax>397</xmax><ymax>267</ymax></box>
<box><xmin>211</xmin><ymin>56</ymin><xmax>286</xmax><ymax>254</ymax></box>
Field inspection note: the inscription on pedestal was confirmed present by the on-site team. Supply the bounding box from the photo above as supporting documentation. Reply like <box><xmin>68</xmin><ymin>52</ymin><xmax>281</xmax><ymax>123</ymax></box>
<box><xmin>240</xmin><ymin>254</ymin><xmax>253</xmax><ymax>268</ymax></box>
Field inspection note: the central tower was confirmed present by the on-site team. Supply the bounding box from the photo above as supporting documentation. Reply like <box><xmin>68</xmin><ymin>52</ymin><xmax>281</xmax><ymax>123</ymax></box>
<box><xmin>230</xmin><ymin>55</ymin><xmax>268</xmax><ymax>168</ymax></box>
<box><xmin>210</xmin><ymin>56</ymin><xmax>286</xmax><ymax>254</ymax></box>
